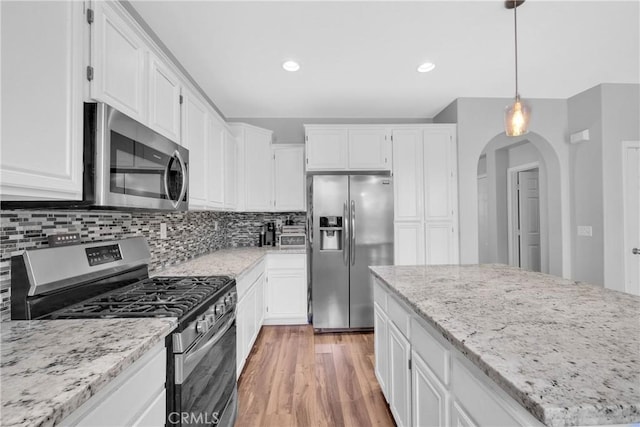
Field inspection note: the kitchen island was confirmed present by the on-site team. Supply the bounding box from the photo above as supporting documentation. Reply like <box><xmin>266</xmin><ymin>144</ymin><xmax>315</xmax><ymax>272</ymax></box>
<box><xmin>369</xmin><ymin>264</ymin><xmax>640</xmax><ymax>427</ymax></box>
<box><xmin>1</xmin><ymin>318</ymin><xmax>176</xmax><ymax>427</ymax></box>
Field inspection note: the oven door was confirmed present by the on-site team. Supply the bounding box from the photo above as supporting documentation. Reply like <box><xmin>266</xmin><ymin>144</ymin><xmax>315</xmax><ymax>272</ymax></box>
<box><xmin>93</xmin><ymin>102</ymin><xmax>189</xmax><ymax>210</ymax></box>
<box><xmin>172</xmin><ymin>312</ymin><xmax>237</xmax><ymax>427</ymax></box>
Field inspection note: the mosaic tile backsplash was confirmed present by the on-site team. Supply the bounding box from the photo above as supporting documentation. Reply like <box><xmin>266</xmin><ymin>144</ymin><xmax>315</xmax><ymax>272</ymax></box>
<box><xmin>0</xmin><ymin>209</ymin><xmax>304</xmax><ymax>320</ymax></box>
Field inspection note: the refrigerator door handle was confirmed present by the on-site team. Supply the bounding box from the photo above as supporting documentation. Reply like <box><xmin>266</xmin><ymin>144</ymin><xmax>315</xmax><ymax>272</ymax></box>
<box><xmin>351</xmin><ymin>200</ymin><xmax>356</xmax><ymax>265</ymax></box>
<box><xmin>343</xmin><ymin>201</ymin><xmax>349</xmax><ymax>265</ymax></box>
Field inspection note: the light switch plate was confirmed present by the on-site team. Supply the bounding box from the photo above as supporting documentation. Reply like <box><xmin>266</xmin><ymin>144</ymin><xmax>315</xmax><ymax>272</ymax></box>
<box><xmin>160</xmin><ymin>223</ymin><xmax>167</xmax><ymax>239</ymax></box>
<box><xmin>577</xmin><ymin>225</ymin><xmax>592</xmax><ymax>237</ymax></box>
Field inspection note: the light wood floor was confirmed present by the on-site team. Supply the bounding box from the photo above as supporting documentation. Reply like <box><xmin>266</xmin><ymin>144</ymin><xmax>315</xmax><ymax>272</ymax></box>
<box><xmin>236</xmin><ymin>325</ymin><xmax>396</xmax><ymax>427</ymax></box>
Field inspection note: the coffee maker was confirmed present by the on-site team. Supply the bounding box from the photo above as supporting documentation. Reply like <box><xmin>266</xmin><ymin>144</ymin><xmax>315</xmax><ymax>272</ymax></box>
<box><xmin>261</xmin><ymin>222</ymin><xmax>276</xmax><ymax>246</ymax></box>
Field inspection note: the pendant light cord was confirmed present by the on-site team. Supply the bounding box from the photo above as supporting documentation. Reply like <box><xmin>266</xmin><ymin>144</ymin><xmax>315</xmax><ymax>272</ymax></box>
<box><xmin>514</xmin><ymin>0</ymin><xmax>519</xmax><ymax>98</ymax></box>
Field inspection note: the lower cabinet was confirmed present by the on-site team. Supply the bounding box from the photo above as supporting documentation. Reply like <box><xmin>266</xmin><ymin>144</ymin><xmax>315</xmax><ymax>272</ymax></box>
<box><xmin>372</xmin><ymin>275</ymin><xmax>543</xmax><ymax>427</ymax></box>
<box><xmin>388</xmin><ymin>320</ymin><xmax>411</xmax><ymax>427</ymax></box>
<box><xmin>264</xmin><ymin>254</ymin><xmax>307</xmax><ymax>325</ymax></box>
<box><xmin>60</xmin><ymin>342</ymin><xmax>166</xmax><ymax>426</ymax></box>
<box><xmin>236</xmin><ymin>253</ymin><xmax>308</xmax><ymax>377</ymax></box>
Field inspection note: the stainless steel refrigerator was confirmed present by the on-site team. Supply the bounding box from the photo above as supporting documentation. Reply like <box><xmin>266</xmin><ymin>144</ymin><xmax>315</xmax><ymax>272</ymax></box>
<box><xmin>308</xmin><ymin>174</ymin><xmax>394</xmax><ymax>331</ymax></box>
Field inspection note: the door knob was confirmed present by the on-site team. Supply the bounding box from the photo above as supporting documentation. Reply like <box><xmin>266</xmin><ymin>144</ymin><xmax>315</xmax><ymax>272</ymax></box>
<box><xmin>633</xmin><ymin>248</ymin><xmax>639</xmax><ymax>255</ymax></box>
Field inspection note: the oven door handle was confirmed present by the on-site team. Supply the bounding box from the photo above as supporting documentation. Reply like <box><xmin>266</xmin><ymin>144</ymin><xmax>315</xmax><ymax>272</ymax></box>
<box><xmin>175</xmin><ymin>313</ymin><xmax>235</xmax><ymax>384</ymax></box>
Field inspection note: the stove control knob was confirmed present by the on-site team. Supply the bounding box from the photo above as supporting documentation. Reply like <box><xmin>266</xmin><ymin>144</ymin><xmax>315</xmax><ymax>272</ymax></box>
<box><xmin>205</xmin><ymin>314</ymin><xmax>216</xmax><ymax>324</ymax></box>
<box><xmin>215</xmin><ymin>303</ymin><xmax>226</xmax><ymax>316</ymax></box>
<box><xmin>224</xmin><ymin>295</ymin><xmax>232</xmax><ymax>305</ymax></box>
<box><xmin>196</xmin><ymin>319</ymin><xmax>209</xmax><ymax>334</ymax></box>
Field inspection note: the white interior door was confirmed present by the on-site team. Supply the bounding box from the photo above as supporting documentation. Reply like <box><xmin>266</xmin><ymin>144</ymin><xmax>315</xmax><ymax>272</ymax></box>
<box><xmin>623</xmin><ymin>143</ymin><xmax>640</xmax><ymax>295</ymax></box>
<box><xmin>517</xmin><ymin>169</ymin><xmax>541</xmax><ymax>272</ymax></box>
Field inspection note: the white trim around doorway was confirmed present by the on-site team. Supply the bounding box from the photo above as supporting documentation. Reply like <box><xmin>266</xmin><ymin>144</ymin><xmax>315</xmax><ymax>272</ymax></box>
<box><xmin>507</xmin><ymin>162</ymin><xmax>540</xmax><ymax>269</ymax></box>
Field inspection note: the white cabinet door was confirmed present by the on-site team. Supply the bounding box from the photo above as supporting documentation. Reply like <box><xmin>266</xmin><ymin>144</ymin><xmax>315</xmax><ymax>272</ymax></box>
<box><xmin>393</xmin><ymin>129</ymin><xmax>424</xmax><ymax>221</ymax></box>
<box><xmin>374</xmin><ymin>302</ymin><xmax>389</xmax><ymax>402</ymax></box>
<box><xmin>451</xmin><ymin>400</ymin><xmax>478</xmax><ymax>427</ymax></box>
<box><xmin>273</xmin><ymin>145</ymin><xmax>305</xmax><ymax>211</ymax></box>
<box><xmin>223</xmin><ymin>130</ymin><xmax>238</xmax><ymax>210</ymax></box>
<box><xmin>423</xmin><ymin>128</ymin><xmax>456</xmax><ymax>222</ymax></box>
<box><xmin>305</xmin><ymin>128</ymin><xmax>348</xmax><ymax>171</ymax></box>
<box><xmin>1</xmin><ymin>1</ymin><xmax>84</xmax><ymax>200</ymax></box>
<box><xmin>388</xmin><ymin>321</ymin><xmax>412</xmax><ymax>427</ymax></box>
<box><xmin>412</xmin><ymin>351</ymin><xmax>449</xmax><ymax>427</ymax></box>
<box><xmin>255</xmin><ymin>273</ymin><xmax>265</xmax><ymax>328</ymax></box>
<box><xmin>265</xmin><ymin>254</ymin><xmax>307</xmax><ymax>324</ymax></box>
<box><xmin>91</xmin><ymin>1</ymin><xmax>146</xmax><ymax>122</ymax></box>
<box><xmin>206</xmin><ymin>117</ymin><xmax>225</xmax><ymax>209</ymax></box>
<box><xmin>243</xmin><ymin>127</ymin><xmax>273</xmax><ymax>210</ymax></box>
<box><xmin>181</xmin><ymin>91</ymin><xmax>209</xmax><ymax>208</ymax></box>
<box><xmin>394</xmin><ymin>222</ymin><xmax>425</xmax><ymax>266</ymax></box>
<box><xmin>147</xmin><ymin>53</ymin><xmax>181</xmax><ymax>143</ymax></box>
<box><xmin>244</xmin><ymin>285</ymin><xmax>257</xmax><ymax>358</ymax></box>
<box><xmin>236</xmin><ymin>293</ymin><xmax>248</xmax><ymax>377</ymax></box>
<box><xmin>348</xmin><ymin>128</ymin><xmax>390</xmax><ymax>170</ymax></box>
<box><xmin>425</xmin><ymin>222</ymin><xmax>456</xmax><ymax>265</ymax></box>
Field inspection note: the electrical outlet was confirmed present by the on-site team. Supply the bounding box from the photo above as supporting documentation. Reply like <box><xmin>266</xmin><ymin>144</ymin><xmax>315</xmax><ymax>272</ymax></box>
<box><xmin>275</xmin><ymin>219</ymin><xmax>283</xmax><ymax>228</ymax></box>
<box><xmin>160</xmin><ymin>222</ymin><xmax>168</xmax><ymax>239</ymax></box>
<box><xmin>577</xmin><ymin>225</ymin><xmax>592</xmax><ymax>237</ymax></box>
<box><xmin>214</xmin><ymin>221</ymin><xmax>219</xmax><ymax>231</ymax></box>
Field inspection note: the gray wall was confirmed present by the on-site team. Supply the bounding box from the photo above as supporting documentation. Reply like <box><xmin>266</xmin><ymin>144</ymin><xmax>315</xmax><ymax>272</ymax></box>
<box><xmin>228</xmin><ymin>117</ymin><xmax>432</xmax><ymax>144</ymax></box>
<box><xmin>567</xmin><ymin>85</ymin><xmax>604</xmax><ymax>285</ymax></box>
<box><xmin>434</xmin><ymin>97</ymin><xmax>570</xmax><ymax>278</ymax></box>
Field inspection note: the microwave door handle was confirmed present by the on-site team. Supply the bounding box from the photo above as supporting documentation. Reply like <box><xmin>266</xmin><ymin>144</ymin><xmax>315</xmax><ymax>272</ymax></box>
<box><xmin>174</xmin><ymin>150</ymin><xmax>188</xmax><ymax>208</ymax></box>
<box><xmin>163</xmin><ymin>151</ymin><xmax>189</xmax><ymax>209</ymax></box>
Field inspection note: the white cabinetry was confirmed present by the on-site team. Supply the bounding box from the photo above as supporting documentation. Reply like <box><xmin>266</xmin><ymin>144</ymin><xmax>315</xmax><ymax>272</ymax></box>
<box><xmin>1</xmin><ymin>1</ymin><xmax>84</xmax><ymax>201</ymax></box>
<box><xmin>236</xmin><ymin>258</ymin><xmax>266</xmax><ymax>377</ymax></box>
<box><xmin>231</xmin><ymin>124</ymin><xmax>274</xmax><ymax>211</ymax></box>
<box><xmin>60</xmin><ymin>342</ymin><xmax>166</xmax><ymax>427</ymax></box>
<box><xmin>273</xmin><ymin>145</ymin><xmax>306</xmax><ymax>211</ymax></box>
<box><xmin>373</xmin><ymin>277</ymin><xmax>544</xmax><ymax>427</ymax></box>
<box><xmin>181</xmin><ymin>90</ymin><xmax>209</xmax><ymax>208</ymax></box>
<box><xmin>223</xmin><ymin>130</ymin><xmax>238</xmax><ymax>210</ymax></box>
<box><xmin>392</xmin><ymin>125</ymin><xmax>459</xmax><ymax>265</ymax></box>
<box><xmin>206</xmin><ymin>116</ymin><xmax>225</xmax><ymax>209</ymax></box>
<box><xmin>91</xmin><ymin>1</ymin><xmax>147</xmax><ymax>123</ymax></box>
<box><xmin>388</xmin><ymin>320</ymin><xmax>411</xmax><ymax>427</ymax></box>
<box><xmin>265</xmin><ymin>254</ymin><xmax>307</xmax><ymax>325</ymax></box>
<box><xmin>305</xmin><ymin>128</ymin><xmax>348</xmax><ymax>170</ymax></box>
<box><xmin>304</xmin><ymin>125</ymin><xmax>391</xmax><ymax>172</ymax></box>
<box><xmin>147</xmin><ymin>53</ymin><xmax>181</xmax><ymax>143</ymax></box>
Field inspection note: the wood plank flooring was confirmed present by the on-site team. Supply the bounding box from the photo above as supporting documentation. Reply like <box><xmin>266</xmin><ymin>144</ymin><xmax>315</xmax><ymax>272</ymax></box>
<box><xmin>236</xmin><ymin>325</ymin><xmax>396</xmax><ymax>427</ymax></box>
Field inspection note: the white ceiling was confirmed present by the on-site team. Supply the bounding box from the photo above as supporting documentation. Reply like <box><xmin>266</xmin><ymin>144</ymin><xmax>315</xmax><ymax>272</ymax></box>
<box><xmin>130</xmin><ymin>1</ymin><xmax>639</xmax><ymax>119</ymax></box>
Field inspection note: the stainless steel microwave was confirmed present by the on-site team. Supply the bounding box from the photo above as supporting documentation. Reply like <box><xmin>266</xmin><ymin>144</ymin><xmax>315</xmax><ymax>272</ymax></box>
<box><xmin>84</xmin><ymin>103</ymin><xmax>189</xmax><ymax>210</ymax></box>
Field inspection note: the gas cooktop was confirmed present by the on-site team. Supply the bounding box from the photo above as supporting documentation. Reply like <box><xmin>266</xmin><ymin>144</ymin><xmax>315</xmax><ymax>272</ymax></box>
<box><xmin>49</xmin><ymin>275</ymin><xmax>233</xmax><ymax>319</ymax></box>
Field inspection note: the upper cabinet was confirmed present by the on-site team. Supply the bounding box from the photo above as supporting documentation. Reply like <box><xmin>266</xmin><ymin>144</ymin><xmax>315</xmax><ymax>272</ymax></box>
<box><xmin>223</xmin><ymin>129</ymin><xmax>238</xmax><ymax>211</ymax></box>
<box><xmin>231</xmin><ymin>124</ymin><xmax>274</xmax><ymax>211</ymax></box>
<box><xmin>1</xmin><ymin>1</ymin><xmax>84</xmax><ymax>201</ymax></box>
<box><xmin>207</xmin><ymin>116</ymin><xmax>225</xmax><ymax>209</ymax></box>
<box><xmin>273</xmin><ymin>146</ymin><xmax>306</xmax><ymax>211</ymax></box>
<box><xmin>305</xmin><ymin>128</ymin><xmax>348</xmax><ymax>170</ymax></box>
<box><xmin>304</xmin><ymin>125</ymin><xmax>391</xmax><ymax>172</ymax></box>
<box><xmin>147</xmin><ymin>53</ymin><xmax>182</xmax><ymax>143</ymax></box>
<box><xmin>91</xmin><ymin>1</ymin><xmax>147</xmax><ymax>123</ymax></box>
<box><xmin>181</xmin><ymin>90</ymin><xmax>209</xmax><ymax>208</ymax></box>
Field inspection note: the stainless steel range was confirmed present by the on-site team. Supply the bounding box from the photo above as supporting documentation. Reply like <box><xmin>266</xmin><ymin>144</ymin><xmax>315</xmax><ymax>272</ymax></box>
<box><xmin>10</xmin><ymin>237</ymin><xmax>237</xmax><ymax>427</ymax></box>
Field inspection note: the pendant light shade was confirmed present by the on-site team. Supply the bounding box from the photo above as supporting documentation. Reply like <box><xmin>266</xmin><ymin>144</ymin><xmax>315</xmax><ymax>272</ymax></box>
<box><xmin>504</xmin><ymin>0</ymin><xmax>530</xmax><ymax>136</ymax></box>
<box><xmin>505</xmin><ymin>96</ymin><xmax>531</xmax><ymax>137</ymax></box>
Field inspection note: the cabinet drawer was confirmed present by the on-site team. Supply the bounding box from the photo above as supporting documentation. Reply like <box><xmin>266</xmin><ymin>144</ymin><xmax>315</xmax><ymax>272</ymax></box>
<box><xmin>387</xmin><ymin>295</ymin><xmax>410</xmax><ymax>338</ymax></box>
<box><xmin>451</xmin><ymin>356</ymin><xmax>537</xmax><ymax>427</ymax></box>
<box><xmin>373</xmin><ymin>277</ymin><xmax>388</xmax><ymax>310</ymax></box>
<box><xmin>267</xmin><ymin>253</ymin><xmax>306</xmax><ymax>270</ymax></box>
<box><xmin>411</xmin><ymin>317</ymin><xmax>450</xmax><ymax>385</ymax></box>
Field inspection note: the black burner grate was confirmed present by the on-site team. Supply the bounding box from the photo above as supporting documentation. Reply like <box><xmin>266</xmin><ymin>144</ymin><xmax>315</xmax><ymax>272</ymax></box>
<box><xmin>49</xmin><ymin>276</ymin><xmax>233</xmax><ymax>319</ymax></box>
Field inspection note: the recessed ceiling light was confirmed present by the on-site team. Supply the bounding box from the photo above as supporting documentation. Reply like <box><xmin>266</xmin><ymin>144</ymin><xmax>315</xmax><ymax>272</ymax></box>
<box><xmin>417</xmin><ymin>62</ymin><xmax>436</xmax><ymax>73</ymax></box>
<box><xmin>282</xmin><ymin>60</ymin><xmax>300</xmax><ymax>72</ymax></box>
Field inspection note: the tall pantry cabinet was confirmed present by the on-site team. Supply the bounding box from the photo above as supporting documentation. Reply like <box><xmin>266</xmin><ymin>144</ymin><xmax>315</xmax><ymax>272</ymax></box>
<box><xmin>393</xmin><ymin>125</ymin><xmax>459</xmax><ymax>265</ymax></box>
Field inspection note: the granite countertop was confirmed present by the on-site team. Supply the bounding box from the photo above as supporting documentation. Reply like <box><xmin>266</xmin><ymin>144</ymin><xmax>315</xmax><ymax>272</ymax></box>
<box><xmin>154</xmin><ymin>246</ymin><xmax>306</xmax><ymax>277</ymax></box>
<box><xmin>369</xmin><ymin>264</ymin><xmax>640</xmax><ymax>427</ymax></box>
<box><xmin>1</xmin><ymin>318</ymin><xmax>177</xmax><ymax>427</ymax></box>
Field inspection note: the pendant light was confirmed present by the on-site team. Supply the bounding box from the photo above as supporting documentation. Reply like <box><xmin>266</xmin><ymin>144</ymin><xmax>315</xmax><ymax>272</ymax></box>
<box><xmin>504</xmin><ymin>0</ymin><xmax>531</xmax><ymax>136</ymax></box>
